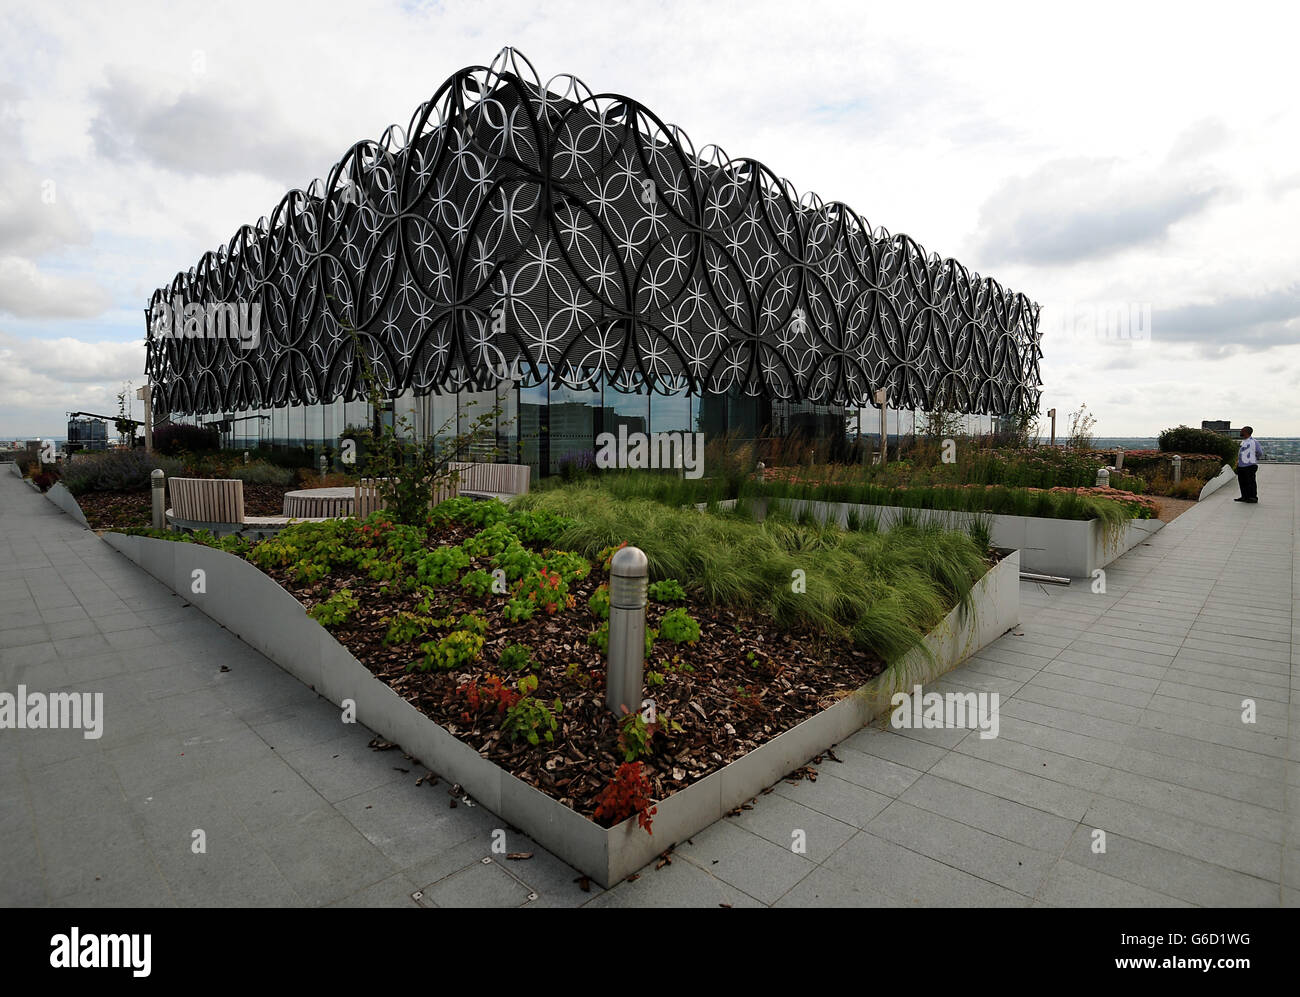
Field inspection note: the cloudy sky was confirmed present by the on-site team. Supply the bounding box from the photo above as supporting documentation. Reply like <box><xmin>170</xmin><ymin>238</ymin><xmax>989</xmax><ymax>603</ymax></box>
<box><xmin>2</xmin><ymin>0</ymin><xmax>1297</xmax><ymax>438</ymax></box>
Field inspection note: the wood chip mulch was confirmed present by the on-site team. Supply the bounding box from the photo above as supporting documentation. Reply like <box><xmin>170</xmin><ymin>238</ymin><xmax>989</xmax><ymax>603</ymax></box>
<box><xmin>259</xmin><ymin>521</ymin><xmax>892</xmax><ymax>822</ymax></box>
<box><xmin>78</xmin><ymin>484</ymin><xmax>295</xmax><ymax>529</ymax></box>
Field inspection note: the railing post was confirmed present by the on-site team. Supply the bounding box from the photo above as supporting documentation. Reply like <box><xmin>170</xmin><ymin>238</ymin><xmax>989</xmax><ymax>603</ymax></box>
<box><xmin>606</xmin><ymin>546</ymin><xmax>648</xmax><ymax>717</ymax></box>
<box><xmin>151</xmin><ymin>469</ymin><xmax>166</xmax><ymax>529</ymax></box>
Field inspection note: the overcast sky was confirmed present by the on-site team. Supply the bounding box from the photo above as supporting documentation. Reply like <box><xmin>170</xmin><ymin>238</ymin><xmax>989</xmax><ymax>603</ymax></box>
<box><xmin>2</xmin><ymin>0</ymin><xmax>1298</xmax><ymax>438</ymax></box>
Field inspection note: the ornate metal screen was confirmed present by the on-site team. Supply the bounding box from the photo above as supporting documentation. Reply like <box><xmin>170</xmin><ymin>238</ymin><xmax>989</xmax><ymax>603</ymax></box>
<box><xmin>144</xmin><ymin>47</ymin><xmax>1042</xmax><ymax>421</ymax></box>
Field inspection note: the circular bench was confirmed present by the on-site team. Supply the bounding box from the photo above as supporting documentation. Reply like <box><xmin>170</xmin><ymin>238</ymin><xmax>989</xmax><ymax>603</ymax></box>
<box><xmin>282</xmin><ymin>487</ymin><xmax>356</xmax><ymax>518</ymax></box>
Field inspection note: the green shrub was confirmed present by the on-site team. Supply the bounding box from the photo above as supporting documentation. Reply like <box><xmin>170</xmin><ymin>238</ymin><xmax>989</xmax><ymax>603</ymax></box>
<box><xmin>460</xmin><ymin>569</ymin><xmax>497</xmax><ymax>598</ymax></box>
<box><xmin>382</xmin><ymin>611</ymin><xmax>437</xmax><ymax>646</ymax></box>
<box><xmin>501</xmin><ymin>685</ymin><xmax>561</xmax><ymax>746</ymax></box>
<box><xmin>502</xmin><ymin>596</ymin><xmax>536</xmax><ymax>622</ymax></box>
<box><xmin>416</xmin><ymin>630</ymin><xmax>484</xmax><ymax>671</ymax></box>
<box><xmin>498</xmin><ymin>643</ymin><xmax>535</xmax><ymax>671</ymax></box>
<box><xmin>618</xmin><ymin>712</ymin><xmax>653</xmax><ymax>761</ymax></box>
<box><xmin>1158</xmin><ymin>425</ymin><xmax>1237</xmax><ymax>466</ymax></box>
<box><xmin>411</xmin><ymin>546</ymin><xmax>470</xmax><ymax>586</ymax></box>
<box><xmin>230</xmin><ymin>461</ymin><xmax>294</xmax><ymax>486</ymax></box>
<box><xmin>493</xmin><ymin>543</ymin><xmax>542</xmax><ymax>581</ymax></box>
<box><xmin>59</xmin><ymin>451</ymin><xmax>185</xmax><ymax>495</ymax></box>
<box><xmin>307</xmin><ymin>588</ymin><xmax>358</xmax><ymax>626</ymax></box>
<box><xmin>659</xmin><ymin>607</ymin><xmax>701</xmax><ymax>644</ymax></box>
<box><xmin>588</xmin><ymin>583</ymin><xmax>610</xmax><ymax>620</ymax></box>
<box><xmin>647</xmin><ymin>578</ymin><xmax>686</xmax><ymax>602</ymax></box>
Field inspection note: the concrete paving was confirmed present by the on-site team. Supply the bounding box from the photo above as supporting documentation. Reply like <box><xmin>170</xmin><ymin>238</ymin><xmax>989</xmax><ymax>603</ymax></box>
<box><xmin>1</xmin><ymin>464</ymin><xmax>1296</xmax><ymax>906</ymax></box>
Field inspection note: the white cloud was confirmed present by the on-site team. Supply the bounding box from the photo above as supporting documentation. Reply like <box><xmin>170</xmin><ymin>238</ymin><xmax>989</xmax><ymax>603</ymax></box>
<box><xmin>0</xmin><ymin>257</ymin><xmax>111</xmax><ymax>317</ymax></box>
<box><xmin>0</xmin><ymin>329</ymin><xmax>144</xmax><ymax>436</ymax></box>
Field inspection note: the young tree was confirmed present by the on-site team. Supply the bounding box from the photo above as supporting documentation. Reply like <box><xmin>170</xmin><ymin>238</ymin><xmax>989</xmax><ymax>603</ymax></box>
<box><xmin>1065</xmin><ymin>402</ymin><xmax>1097</xmax><ymax>450</ymax></box>
<box><xmin>344</xmin><ymin>328</ymin><xmax>511</xmax><ymax>525</ymax></box>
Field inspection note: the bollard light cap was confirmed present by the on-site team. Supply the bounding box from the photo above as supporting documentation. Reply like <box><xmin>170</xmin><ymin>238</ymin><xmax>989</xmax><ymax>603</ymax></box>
<box><xmin>610</xmin><ymin>545</ymin><xmax>648</xmax><ymax>578</ymax></box>
<box><xmin>150</xmin><ymin>468</ymin><xmax>165</xmax><ymax>483</ymax></box>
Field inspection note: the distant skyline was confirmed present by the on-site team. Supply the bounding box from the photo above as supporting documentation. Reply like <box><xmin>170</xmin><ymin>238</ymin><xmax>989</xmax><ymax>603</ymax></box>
<box><xmin>2</xmin><ymin>0</ymin><xmax>1298</xmax><ymax>438</ymax></box>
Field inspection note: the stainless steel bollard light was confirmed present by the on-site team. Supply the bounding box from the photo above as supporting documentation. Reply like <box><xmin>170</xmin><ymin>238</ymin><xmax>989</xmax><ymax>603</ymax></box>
<box><xmin>606</xmin><ymin>546</ymin><xmax>648</xmax><ymax>717</ymax></box>
<box><xmin>756</xmin><ymin>461</ymin><xmax>765</xmax><ymax>482</ymax></box>
<box><xmin>319</xmin><ymin>454</ymin><xmax>328</xmax><ymax>480</ymax></box>
<box><xmin>151</xmin><ymin>469</ymin><xmax>165</xmax><ymax>529</ymax></box>
<box><xmin>1172</xmin><ymin>454</ymin><xmax>1182</xmax><ymax>485</ymax></box>
<box><xmin>1095</xmin><ymin>467</ymin><xmax>1110</xmax><ymax>488</ymax></box>
<box><xmin>1115</xmin><ymin>449</ymin><xmax>1124</xmax><ymax>470</ymax></box>
<box><xmin>243</xmin><ymin>450</ymin><xmax>250</xmax><ymax>465</ymax></box>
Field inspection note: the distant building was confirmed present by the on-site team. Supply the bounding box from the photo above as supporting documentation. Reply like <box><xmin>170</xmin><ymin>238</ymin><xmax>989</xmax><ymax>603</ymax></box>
<box><xmin>67</xmin><ymin>417</ymin><xmax>109</xmax><ymax>452</ymax></box>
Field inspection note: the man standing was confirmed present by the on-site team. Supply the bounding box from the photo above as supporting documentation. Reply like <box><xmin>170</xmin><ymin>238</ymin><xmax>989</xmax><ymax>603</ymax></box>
<box><xmin>1234</xmin><ymin>426</ymin><xmax>1263</xmax><ymax>503</ymax></box>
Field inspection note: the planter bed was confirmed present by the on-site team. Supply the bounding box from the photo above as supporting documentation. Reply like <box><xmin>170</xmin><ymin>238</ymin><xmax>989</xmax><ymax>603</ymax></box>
<box><xmin>100</xmin><ymin>517</ymin><xmax>1019</xmax><ymax>887</ymax></box>
<box><xmin>745</xmin><ymin>497</ymin><xmax>1160</xmax><ymax>578</ymax></box>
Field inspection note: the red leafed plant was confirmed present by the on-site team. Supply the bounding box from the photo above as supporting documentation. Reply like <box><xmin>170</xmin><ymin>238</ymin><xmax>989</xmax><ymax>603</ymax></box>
<box><xmin>593</xmin><ymin>762</ymin><xmax>657</xmax><ymax>834</ymax></box>
<box><xmin>458</xmin><ymin>674</ymin><xmax>519</xmax><ymax>720</ymax></box>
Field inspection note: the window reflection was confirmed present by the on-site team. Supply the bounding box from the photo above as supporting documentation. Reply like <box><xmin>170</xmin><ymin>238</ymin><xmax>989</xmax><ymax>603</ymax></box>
<box><xmin>549</xmin><ymin>375</ymin><xmax>601</xmax><ymax>475</ymax></box>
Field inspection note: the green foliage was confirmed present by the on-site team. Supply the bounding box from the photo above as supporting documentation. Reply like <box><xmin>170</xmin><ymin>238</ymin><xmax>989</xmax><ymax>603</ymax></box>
<box><xmin>542</xmin><ymin>549</ymin><xmax>591</xmax><ymax>585</ymax></box>
<box><xmin>508</xmin><ymin>508</ymin><xmax>573</xmax><ymax>546</ymax></box>
<box><xmin>429</xmin><ymin>496</ymin><xmax>508</xmax><ymax>529</ymax></box>
<box><xmin>498</xmin><ymin>642</ymin><xmax>535</xmax><ymax>671</ymax></box>
<box><xmin>502</xmin><ymin>596</ymin><xmax>536</xmax><ymax>622</ymax></box>
<box><xmin>511</xmin><ymin>566</ymin><xmax>572</xmax><ymax>616</ymax></box>
<box><xmin>493</xmin><ymin>543</ymin><xmax>543</xmax><ymax>582</ymax></box>
<box><xmin>617</xmin><ymin>712</ymin><xmax>654</xmax><ymax>762</ymax></box>
<box><xmin>588</xmin><ymin>583</ymin><xmax>610</xmax><ymax>620</ymax></box>
<box><xmin>382</xmin><ymin>611</ymin><xmax>437</xmax><ymax>646</ymax></box>
<box><xmin>307</xmin><ymin>588</ymin><xmax>358</xmax><ymax>626</ymax></box>
<box><xmin>411</xmin><ymin>545</ymin><xmax>470</xmax><ymax>587</ymax></box>
<box><xmin>460</xmin><ymin>568</ymin><xmax>497</xmax><ymax>598</ymax></box>
<box><xmin>457</xmin><ymin>612</ymin><xmax>489</xmax><ymax>636</ymax></box>
<box><xmin>416</xmin><ymin>629</ymin><xmax>484</xmax><ymax>671</ymax></box>
<box><xmin>647</xmin><ymin>578</ymin><xmax>686</xmax><ymax>602</ymax></box>
<box><xmin>59</xmin><ymin>451</ymin><xmax>186</xmax><ymax>495</ymax></box>
<box><xmin>230</xmin><ymin>461</ymin><xmax>294</xmax><ymax>486</ymax></box>
<box><xmin>518</xmin><ymin>484</ymin><xmax>990</xmax><ymax>664</ymax></box>
<box><xmin>461</xmin><ymin>521</ymin><xmax>516</xmax><ymax>558</ymax></box>
<box><xmin>658</xmin><ymin>607</ymin><xmax>701</xmax><ymax>644</ymax></box>
<box><xmin>1158</xmin><ymin>425</ymin><xmax>1238</xmax><ymax>466</ymax></box>
<box><xmin>501</xmin><ymin>680</ymin><xmax>560</xmax><ymax>745</ymax></box>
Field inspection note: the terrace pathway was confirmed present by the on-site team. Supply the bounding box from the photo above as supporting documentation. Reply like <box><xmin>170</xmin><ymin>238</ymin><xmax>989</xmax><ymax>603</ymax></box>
<box><xmin>1</xmin><ymin>465</ymin><xmax>1296</xmax><ymax>907</ymax></box>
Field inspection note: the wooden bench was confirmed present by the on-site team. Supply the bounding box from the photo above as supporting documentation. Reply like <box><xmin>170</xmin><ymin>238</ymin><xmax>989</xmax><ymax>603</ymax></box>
<box><xmin>448</xmin><ymin>461</ymin><xmax>531</xmax><ymax>502</ymax></box>
<box><xmin>353</xmin><ymin>474</ymin><xmax>461</xmax><ymax>518</ymax></box>
<box><xmin>166</xmin><ymin>477</ymin><xmax>327</xmax><ymax>537</ymax></box>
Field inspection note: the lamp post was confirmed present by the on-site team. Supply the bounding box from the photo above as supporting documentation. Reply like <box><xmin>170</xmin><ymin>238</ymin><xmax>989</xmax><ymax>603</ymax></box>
<box><xmin>606</xmin><ymin>546</ymin><xmax>648</xmax><ymax>717</ymax></box>
<box><xmin>874</xmin><ymin>387</ymin><xmax>887</xmax><ymax>465</ymax></box>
